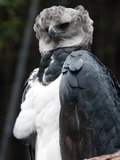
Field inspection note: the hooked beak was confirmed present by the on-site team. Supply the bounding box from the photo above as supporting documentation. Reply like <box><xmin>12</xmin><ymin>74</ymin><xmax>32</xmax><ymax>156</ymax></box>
<box><xmin>48</xmin><ymin>25</ymin><xmax>62</xmax><ymax>38</ymax></box>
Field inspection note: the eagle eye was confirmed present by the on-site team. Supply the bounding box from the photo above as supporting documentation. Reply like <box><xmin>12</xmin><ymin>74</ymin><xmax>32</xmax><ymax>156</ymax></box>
<box><xmin>59</xmin><ymin>22</ymin><xmax>69</xmax><ymax>29</ymax></box>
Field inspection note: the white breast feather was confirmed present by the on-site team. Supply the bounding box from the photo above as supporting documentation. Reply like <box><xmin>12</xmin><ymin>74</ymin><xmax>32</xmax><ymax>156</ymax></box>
<box><xmin>13</xmin><ymin>71</ymin><xmax>62</xmax><ymax>160</ymax></box>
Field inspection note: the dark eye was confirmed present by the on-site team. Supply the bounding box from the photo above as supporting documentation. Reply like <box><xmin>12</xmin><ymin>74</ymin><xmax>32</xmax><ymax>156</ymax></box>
<box><xmin>59</xmin><ymin>22</ymin><xmax>69</xmax><ymax>29</ymax></box>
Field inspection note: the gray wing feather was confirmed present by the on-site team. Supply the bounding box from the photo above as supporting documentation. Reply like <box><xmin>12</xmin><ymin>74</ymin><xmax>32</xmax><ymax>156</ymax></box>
<box><xmin>59</xmin><ymin>50</ymin><xmax>120</xmax><ymax>160</ymax></box>
<box><xmin>22</xmin><ymin>68</ymin><xmax>39</xmax><ymax>102</ymax></box>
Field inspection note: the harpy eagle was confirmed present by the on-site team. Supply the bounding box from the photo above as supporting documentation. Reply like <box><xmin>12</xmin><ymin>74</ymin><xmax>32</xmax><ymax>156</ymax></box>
<box><xmin>13</xmin><ymin>5</ymin><xmax>120</xmax><ymax>160</ymax></box>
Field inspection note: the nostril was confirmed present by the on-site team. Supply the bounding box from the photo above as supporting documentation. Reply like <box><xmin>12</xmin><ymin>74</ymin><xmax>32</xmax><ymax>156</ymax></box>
<box><xmin>46</xmin><ymin>27</ymin><xmax>49</xmax><ymax>33</ymax></box>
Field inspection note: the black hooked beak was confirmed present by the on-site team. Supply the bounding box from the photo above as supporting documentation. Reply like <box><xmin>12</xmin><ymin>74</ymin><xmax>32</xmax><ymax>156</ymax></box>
<box><xmin>48</xmin><ymin>25</ymin><xmax>61</xmax><ymax>38</ymax></box>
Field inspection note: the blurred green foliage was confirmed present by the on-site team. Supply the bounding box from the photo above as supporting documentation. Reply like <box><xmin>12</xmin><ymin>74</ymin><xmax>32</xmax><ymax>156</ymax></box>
<box><xmin>0</xmin><ymin>0</ymin><xmax>30</xmax><ymax>84</ymax></box>
<box><xmin>0</xmin><ymin>0</ymin><xmax>29</xmax><ymax>55</ymax></box>
<box><xmin>0</xmin><ymin>0</ymin><xmax>30</xmax><ymax>143</ymax></box>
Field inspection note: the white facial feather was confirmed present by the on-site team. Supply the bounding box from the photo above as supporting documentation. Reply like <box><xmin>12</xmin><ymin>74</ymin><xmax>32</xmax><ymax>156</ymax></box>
<box><xmin>34</xmin><ymin>5</ymin><xmax>93</xmax><ymax>54</ymax></box>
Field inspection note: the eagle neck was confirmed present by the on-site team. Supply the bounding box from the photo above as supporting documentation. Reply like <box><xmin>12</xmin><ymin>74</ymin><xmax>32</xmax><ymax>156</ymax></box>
<box><xmin>37</xmin><ymin>45</ymin><xmax>91</xmax><ymax>85</ymax></box>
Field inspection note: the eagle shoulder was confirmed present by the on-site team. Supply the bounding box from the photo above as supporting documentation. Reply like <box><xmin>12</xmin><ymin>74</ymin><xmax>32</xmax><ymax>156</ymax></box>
<box><xmin>59</xmin><ymin>50</ymin><xmax>120</xmax><ymax>160</ymax></box>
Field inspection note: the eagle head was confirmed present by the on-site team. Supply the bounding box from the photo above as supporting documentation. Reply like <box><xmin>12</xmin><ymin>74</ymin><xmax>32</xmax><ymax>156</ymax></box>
<box><xmin>34</xmin><ymin>5</ymin><xmax>93</xmax><ymax>55</ymax></box>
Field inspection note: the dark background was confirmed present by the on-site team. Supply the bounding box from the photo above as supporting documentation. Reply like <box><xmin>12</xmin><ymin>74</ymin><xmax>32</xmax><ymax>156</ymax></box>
<box><xmin>0</xmin><ymin>0</ymin><xmax>120</xmax><ymax>159</ymax></box>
